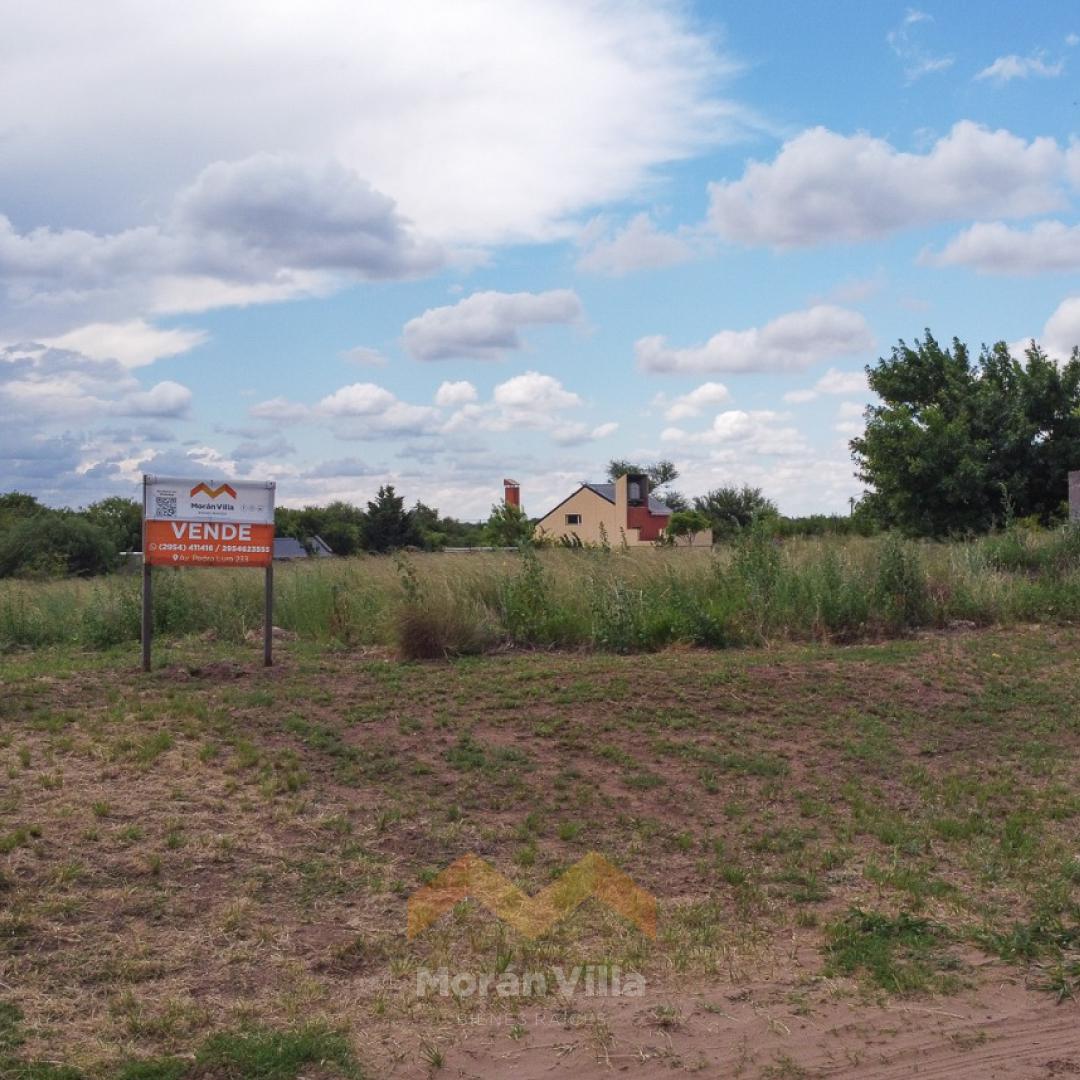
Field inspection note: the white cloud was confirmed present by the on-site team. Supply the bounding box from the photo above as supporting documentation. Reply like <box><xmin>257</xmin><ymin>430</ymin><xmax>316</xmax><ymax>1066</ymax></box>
<box><xmin>833</xmin><ymin>400</ymin><xmax>865</xmax><ymax>436</ymax></box>
<box><xmin>674</xmin><ymin>451</ymin><xmax>863</xmax><ymax>516</ymax></box>
<box><xmin>816</xmin><ymin>368</ymin><xmax>870</xmax><ymax>396</ymax></box>
<box><xmin>925</xmin><ymin>220</ymin><xmax>1080</xmax><ymax>275</ymax></box>
<box><xmin>341</xmin><ymin>346</ymin><xmax>388</xmax><ymax>367</ymax></box>
<box><xmin>1040</xmin><ymin>297</ymin><xmax>1080</xmax><ymax>359</ymax></box>
<box><xmin>439</xmin><ymin>370</ymin><xmax>614</xmax><ymax>445</ymax></box>
<box><xmin>122</xmin><ymin>380</ymin><xmax>193</xmax><ymax>418</ymax></box>
<box><xmin>976</xmin><ymin>53</ymin><xmax>1064</xmax><ymax>82</ymax></box>
<box><xmin>318</xmin><ymin>382</ymin><xmax>398</xmax><ymax>417</ymax></box>
<box><xmin>318</xmin><ymin>382</ymin><xmax>440</xmax><ymax>438</ymax></box>
<box><xmin>0</xmin><ymin>342</ymin><xmax>193</xmax><ymax>423</ymax></box>
<box><xmin>661</xmin><ymin>408</ymin><xmax>809</xmax><ymax>456</ymax></box>
<box><xmin>493</xmin><ymin>371</ymin><xmax>581</xmax><ymax>411</ymax></box>
<box><xmin>636</xmin><ymin>306</ymin><xmax>873</xmax><ymax>374</ymax></box>
<box><xmin>660</xmin><ymin>381</ymin><xmax>732</xmax><ymax>420</ymax></box>
<box><xmin>403</xmin><ymin>289</ymin><xmax>583</xmax><ymax>362</ymax></box>
<box><xmin>3</xmin><ymin>1</ymin><xmax>745</xmax><ymax>247</ymax></box>
<box><xmin>302</xmin><ymin>457</ymin><xmax>377</xmax><ymax>479</ymax></box>
<box><xmin>245</xmin><ymin>369</ymin><xmax>594</xmax><ymax>447</ymax></box>
<box><xmin>1068</xmin><ymin>33</ymin><xmax>1080</xmax><ymax>47</ymax></box>
<box><xmin>887</xmin><ymin>9</ymin><xmax>954</xmax><ymax>82</ymax></box>
<box><xmin>434</xmin><ymin>380</ymin><xmax>478</xmax><ymax>407</ymax></box>
<box><xmin>43</xmin><ymin>319</ymin><xmax>207</xmax><ymax>368</ymax></box>
<box><xmin>576</xmin><ymin>213</ymin><xmax>697</xmax><ymax>276</ymax></box>
<box><xmin>231</xmin><ymin>433</ymin><xmax>295</xmax><ymax>461</ymax></box>
<box><xmin>707</xmin><ymin>122</ymin><xmax>1068</xmax><ymax>248</ymax></box>
<box><xmin>783</xmin><ymin>367</ymin><xmax>870</xmax><ymax>404</ymax></box>
<box><xmin>0</xmin><ymin>155</ymin><xmax>440</xmax><ymax>341</ymax></box>
<box><xmin>173</xmin><ymin>154</ymin><xmax>442</xmax><ymax>279</ymax></box>
<box><xmin>550</xmin><ymin>420</ymin><xmax>619</xmax><ymax>446</ymax></box>
<box><xmin>149</xmin><ymin>272</ymin><xmax>331</xmax><ymax>315</ymax></box>
<box><xmin>249</xmin><ymin>396</ymin><xmax>312</xmax><ymax>424</ymax></box>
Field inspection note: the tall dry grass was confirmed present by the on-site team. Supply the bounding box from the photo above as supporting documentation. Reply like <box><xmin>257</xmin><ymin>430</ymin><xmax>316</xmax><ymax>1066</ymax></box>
<box><xmin>2</xmin><ymin>527</ymin><xmax>1079</xmax><ymax>657</ymax></box>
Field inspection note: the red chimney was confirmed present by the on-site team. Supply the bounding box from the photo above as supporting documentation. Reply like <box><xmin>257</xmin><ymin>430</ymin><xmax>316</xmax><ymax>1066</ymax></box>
<box><xmin>503</xmin><ymin>478</ymin><xmax>520</xmax><ymax>508</ymax></box>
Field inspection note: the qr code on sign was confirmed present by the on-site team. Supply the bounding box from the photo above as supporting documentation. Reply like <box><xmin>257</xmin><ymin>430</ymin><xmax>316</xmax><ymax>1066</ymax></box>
<box><xmin>155</xmin><ymin>494</ymin><xmax>177</xmax><ymax>518</ymax></box>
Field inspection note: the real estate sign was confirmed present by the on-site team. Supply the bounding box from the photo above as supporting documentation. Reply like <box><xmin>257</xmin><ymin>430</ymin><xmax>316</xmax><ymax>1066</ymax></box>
<box><xmin>141</xmin><ymin>474</ymin><xmax>278</xmax><ymax>670</ymax></box>
<box><xmin>143</xmin><ymin>477</ymin><xmax>275</xmax><ymax>567</ymax></box>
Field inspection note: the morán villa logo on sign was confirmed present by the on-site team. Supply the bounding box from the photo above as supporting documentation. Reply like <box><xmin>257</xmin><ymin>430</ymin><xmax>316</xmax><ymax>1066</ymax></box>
<box><xmin>190</xmin><ymin>482</ymin><xmax>237</xmax><ymax>500</ymax></box>
<box><xmin>189</xmin><ymin>482</ymin><xmax>238</xmax><ymax>512</ymax></box>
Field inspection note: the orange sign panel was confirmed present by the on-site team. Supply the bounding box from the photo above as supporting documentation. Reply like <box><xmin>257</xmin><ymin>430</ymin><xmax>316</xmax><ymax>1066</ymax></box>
<box><xmin>144</xmin><ymin>520</ymin><xmax>274</xmax><ymax>567</ymax></box>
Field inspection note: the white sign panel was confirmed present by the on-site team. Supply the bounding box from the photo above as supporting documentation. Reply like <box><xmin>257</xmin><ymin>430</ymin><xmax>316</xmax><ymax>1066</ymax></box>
<box><xmin>144</xmin><ymin>476</ymin><xmax>275</xmax><ymax>524</ymax></box>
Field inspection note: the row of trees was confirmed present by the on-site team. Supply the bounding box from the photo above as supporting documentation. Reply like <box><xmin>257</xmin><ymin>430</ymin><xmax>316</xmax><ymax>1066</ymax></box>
<box><xmin>0</xmin><ymin>493</ymin><xmax>143</xmax><ymax>578</ymax></box>
<box><xmin>0</xmin><ymin>473</ymin><xmax>855</xmax><ymax>578</ymax></box>
<box><xmin>7</xmin><ymin>329</ymin><xmax>1072</xmax><ymax>575</ymax></box>
<box><xmin>0</xmin><ymin>487</ymin><xmax>494</xmax><ymax>577</ymax></box>
<box><xmin>274</xmin><ymin>486</ymin><xmax>487</xmax><ymax>555</ymax></box>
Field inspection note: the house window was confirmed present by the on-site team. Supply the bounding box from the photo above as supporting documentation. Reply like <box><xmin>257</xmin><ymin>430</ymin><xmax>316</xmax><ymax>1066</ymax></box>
<box><xmin>565</xmin><ymin>513</ymin><xmax>582</xmax><ymax>525</ymax></box>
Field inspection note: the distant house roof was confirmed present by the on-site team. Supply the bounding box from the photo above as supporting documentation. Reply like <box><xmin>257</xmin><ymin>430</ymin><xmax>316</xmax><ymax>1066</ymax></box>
<box><xmin>536</xmin><ymin>482</ymin><xmax>672</xmax><ymax>524</ymax></box>
<box><xmin>274</xmin><ymin>534</ymin><xmax>335</xmax><ymax>560</ymax></box>
<box><xmin>581</xmin><ymin>482</ymin><xmax>672</xmax><ymax>516</ymax></box>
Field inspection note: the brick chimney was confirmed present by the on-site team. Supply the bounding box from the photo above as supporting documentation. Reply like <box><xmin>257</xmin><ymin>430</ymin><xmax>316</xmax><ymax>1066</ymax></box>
<box><xmin>503</xmin><ymin>478</ymin><xmax>521</xmax><ymax>508</ymax></box>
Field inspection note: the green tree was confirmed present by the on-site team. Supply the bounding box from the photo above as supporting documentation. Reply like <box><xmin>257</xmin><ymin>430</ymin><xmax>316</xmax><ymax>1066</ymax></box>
<box><xmin>693</xmin><ymin>485</ymin><xmax>778</xmax><ymax>538</ymax></box>
<box><xmin>484</xmin><ymin>501</ymin><xmax>533</xmax><ymax>546</ymax></box>
<box><xmin>606</xmin><ymin>459</ymin><xmax>679</xmax><ymax>489</ymax></box>
<box><xmin>83</xmin><ymin>496</ymin><xmax>142</xmax><ymax>551</ymax></box>
<box><xmin>0</xmin><ymin>492</ymin><xmax>45</xmax><ymax>522</ymax></box>
<box><xmin>275</xmin><ymin>501</ymin><xmax>366</xmax><ymax>554</ymax></box>
<box><xmin>0</xmin><ymin>514</ymin><xmax>117</xmax><ymax>578</ymax></box>
<box><xmin>666</xmin><ymin>509</ymin><xmax>711</xmax><ymax>545</ymax></box>
<box><xmin>316</xmin><ymin>500</ymin><xmax>367</xmax><ymax>555</ymax></box>
<box><xmin>852</xmin><ymin>333</ymin><xmax>1080</xmax><ymax>534</ymax></box>
<box><xmin>361</xmin><ymin>486</ymin><xmax>421</xmax><ymax>553</ymax></box>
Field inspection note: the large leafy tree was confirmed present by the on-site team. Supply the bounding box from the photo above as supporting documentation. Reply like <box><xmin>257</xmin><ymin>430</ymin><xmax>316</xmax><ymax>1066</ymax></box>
<box><xmin>83</xmin><ymin>496</ymin><xmax>142</xmax><ymax>551</ymax></box>
<box><xmin>852</xmin><ymin>333</ymin><xmax>1080</xmax><ymax>534</ymax></box>
<box><xmin>693</xmin><ymin>485</ymin><xmax>777</xmax><ymax>537</ymax></box>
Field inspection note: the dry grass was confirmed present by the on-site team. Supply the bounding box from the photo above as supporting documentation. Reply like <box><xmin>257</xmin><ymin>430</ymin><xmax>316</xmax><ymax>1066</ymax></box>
<box><xmin>2</xmin><ymin>528</ymin><xmax>1080</xmax><ymax>657</ymax></box>
<box><xmin>2</xmin><ymin>624</ymin><xmax>1080</xmax><ymax>1075</ymax></box>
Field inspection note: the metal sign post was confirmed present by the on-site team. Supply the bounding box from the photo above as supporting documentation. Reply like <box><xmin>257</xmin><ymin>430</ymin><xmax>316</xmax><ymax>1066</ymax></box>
<box><xmin>142</xmin><ymin>474</ymin><xmax>153</xmax><ymax>671</ymax></box>
<box><xmin>140</xmin><ymin>475</ymin><xmax>276</xmax><ymax>672</ymax></box>
<box><xmin>264</xmin><ymin>560</ymin><xmax>274</xmax><ymax>667</ymax></box>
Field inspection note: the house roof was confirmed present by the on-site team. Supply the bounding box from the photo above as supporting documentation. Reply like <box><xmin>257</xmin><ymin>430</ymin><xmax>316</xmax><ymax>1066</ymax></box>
<box><xmin>582</xmin><ymin>482</ymin><xmax>672</xmax><ymax>516</ymax></box>
<box><xmin>537</xmin><ymin>482</ymin><xmax>671</xmax><ymax>523</ymax></box>
<box><xmin>273</xmin><ymin>534</ymin><xmax>335</xmax><ymax>559</ymax></box>
<box><xmin>273</xmin><ymin>537</ymin><xmax>308</xmax><ymax>559</ymax></box>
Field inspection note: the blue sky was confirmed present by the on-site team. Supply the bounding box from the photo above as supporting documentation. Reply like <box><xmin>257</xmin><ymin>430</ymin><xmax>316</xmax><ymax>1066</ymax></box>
<box><xmin>3</xmin><ymin>1</ymin><xmax>1080</xmax><ymax>519</ymax></box>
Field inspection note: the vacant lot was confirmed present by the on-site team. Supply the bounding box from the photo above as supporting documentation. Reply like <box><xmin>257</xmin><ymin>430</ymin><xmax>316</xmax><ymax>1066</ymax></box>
<box><xmin>3</xmin><ymin>626</ymin><xmax>1080</xmax><ymax>1077</ymax></box>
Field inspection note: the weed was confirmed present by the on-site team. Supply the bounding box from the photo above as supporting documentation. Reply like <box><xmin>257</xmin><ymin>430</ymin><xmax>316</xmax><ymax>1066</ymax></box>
<box><xmin>824</xmin><ymin>909</ymin><xmax>960</xmax><ymax>995</ymax></box>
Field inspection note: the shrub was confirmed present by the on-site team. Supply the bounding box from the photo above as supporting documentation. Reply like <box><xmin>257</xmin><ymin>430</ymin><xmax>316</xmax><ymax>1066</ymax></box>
<box><xmin>395</xmin><ymin>599</ymin><xmax>496</xmax><ymax>659</ymax></box>
<box><xmin>0</xmin><ymin>514</ymin><xmax>117</xmax><ymax>579</ymax></box>
<box><xmin>874</xmin><ymin>534</ymin><xmax>928</xmax><ymax>630</ymax></box>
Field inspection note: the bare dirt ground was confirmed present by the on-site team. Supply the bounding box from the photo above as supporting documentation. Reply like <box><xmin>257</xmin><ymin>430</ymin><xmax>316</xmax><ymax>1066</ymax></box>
<box><xmin>3</xmin><ymin>625</ymin><xmax>1080</xmax><ymax>1077</ymax></box>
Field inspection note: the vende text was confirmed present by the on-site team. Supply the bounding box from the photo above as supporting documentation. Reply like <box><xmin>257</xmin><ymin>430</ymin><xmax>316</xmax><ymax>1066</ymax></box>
<box><xmin>170</xmin><ymin>522</ymin><xmax>253</xmax><ymax>541</ymax></box>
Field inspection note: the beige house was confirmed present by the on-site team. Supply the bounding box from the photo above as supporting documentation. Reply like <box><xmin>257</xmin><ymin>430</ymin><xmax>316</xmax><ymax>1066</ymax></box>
<box><xmin>533</xmin><ymin>474</ymin><xmax>710</xmax><ymax>547</ymax></box>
